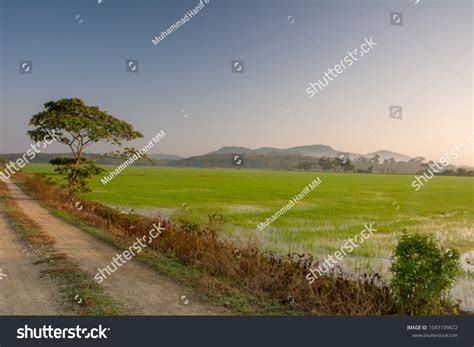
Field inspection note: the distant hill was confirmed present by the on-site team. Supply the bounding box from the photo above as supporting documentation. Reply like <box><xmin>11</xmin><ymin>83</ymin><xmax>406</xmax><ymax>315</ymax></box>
<box><xmin>0</xmin><ymin>144</ymin><xmax>412</xmax><ymax>167</ymax></box>
<box><xmin>165</xmin><ymin>144</ymin><xmax>425</xmax><ymax>172</ymax></box>
<box><xmin>364</xmin><ymin>150</ymin><xmax>412</xmax><ymax>162</ymax></box>
<box><xmin>208</xmin><ymin>145</ymin><xmax>408</xmax><ymax>161</ymax></box>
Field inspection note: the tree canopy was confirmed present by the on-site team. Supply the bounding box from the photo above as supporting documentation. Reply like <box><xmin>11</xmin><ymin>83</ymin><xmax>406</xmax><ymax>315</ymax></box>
<box><xmin>28</xmin><ymin>98</ymin><xmax>143</xmax><ymax>197</ymax></box>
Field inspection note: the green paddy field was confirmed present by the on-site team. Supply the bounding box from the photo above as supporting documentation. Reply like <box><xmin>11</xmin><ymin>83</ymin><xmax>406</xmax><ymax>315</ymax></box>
<box><xmin>24</xmin><ymin>164</ymin><xmax>473</xmax><ymax>258</ymax></box>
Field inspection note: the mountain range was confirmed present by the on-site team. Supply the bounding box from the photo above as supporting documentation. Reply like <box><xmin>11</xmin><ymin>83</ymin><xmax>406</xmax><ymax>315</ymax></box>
<box><xmin>175</xmin><ymin>144</ymin><xmax>413</xmax><ymax>162</ymax></box>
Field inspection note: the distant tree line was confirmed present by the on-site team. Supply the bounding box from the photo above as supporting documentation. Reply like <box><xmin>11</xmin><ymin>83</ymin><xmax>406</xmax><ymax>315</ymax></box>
<box><xmin>2</xmin><ymin>152</ymin><xmax>472</xmax><ymax>176</ymax></box>
<box><xmin>296</xmin><ymin>154</ymin><xmax>473</xmax><ymax>176</ymax></box>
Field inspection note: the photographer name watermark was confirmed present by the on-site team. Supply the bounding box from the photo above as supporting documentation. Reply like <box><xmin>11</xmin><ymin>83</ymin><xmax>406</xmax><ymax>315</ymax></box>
<box><xmin>257</xmin><ymin>178</ymin><xmax>321</xmax><ymax>231</ymax></box>
<box><xmin>152</xmin><ymin>0</ymin><xmax>210</xmax><ymax>46</ymax></box>
<box><xmin>101</xmin><ymin>130</ymin><xmax>166</xmax><ymax>185</ymax></box>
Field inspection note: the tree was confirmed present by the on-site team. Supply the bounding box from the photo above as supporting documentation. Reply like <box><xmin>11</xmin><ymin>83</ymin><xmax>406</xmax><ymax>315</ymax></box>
<box><xmin>333</xmin><ymin>156</ymin><xmax>354</xmax><ymax>172</ymax></box>
<box><xmin>382</xmin><ymin>159</ymin><xmax>389</xmax><ymax>173</ymax></box>
<box><xmin>367</xmin><ymin>154</ymin><xmax>380</xmax><ymax>173</ymax></box>
<box><xmin>388</xmin><ymin>157</ymin><xmax>397</xmax><ymax>173</ymax></box>
<box><xmin>333</xmin><ymin>157</ymin><xmax>343</xmax><ymax>172</ymax></box>
<box><xmin>318</xmin><ymin>157</ymin><xmax>333</xmax><ymax>171</ymax></box>
<box><xmin>370</xmin><ymin>154</ymin><xmax>380</xmax><ymax>165</ymax></box>
<box><xmin>297</xmin><ymin>161</ymin><xmax>313</xmax><ymax>171</ymax></box>
<box><xmin>421</xmin><ymin>160</ymin><xmax>433</xmax><ymax>171</ymax></box>
<box><xmin>28</xmin><ymin>98</ymin><xmax>143</xmax><ymax>198</ymax></box>
<box><xmin>341</xmin><ymin>158</ymin><xmax>354</xmax><ymax>172</ymax></box>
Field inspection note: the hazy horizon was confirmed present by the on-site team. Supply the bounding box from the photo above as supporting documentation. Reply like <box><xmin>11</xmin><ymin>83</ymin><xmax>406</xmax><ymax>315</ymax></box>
<box><xmin>1</xmin><ymin>139</ymin><xmax>473</xmax><ymax>167</ymax></box>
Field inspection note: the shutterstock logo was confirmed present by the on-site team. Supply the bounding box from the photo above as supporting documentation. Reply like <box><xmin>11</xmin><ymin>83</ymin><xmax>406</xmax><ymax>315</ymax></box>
<box><xmin>17</xmin><ymin>325</ymin><xmax>110</xmax><ymax>339</ymax></box>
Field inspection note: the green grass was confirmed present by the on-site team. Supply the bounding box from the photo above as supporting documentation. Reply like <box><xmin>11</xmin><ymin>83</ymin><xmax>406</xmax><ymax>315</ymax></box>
<box><xmin>24</xmin><ymin>164</ymin><xmax>474</xmax><ymax>257</ymax></box>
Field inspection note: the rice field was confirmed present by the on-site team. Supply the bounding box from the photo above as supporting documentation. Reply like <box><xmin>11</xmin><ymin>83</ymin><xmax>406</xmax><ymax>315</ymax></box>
<box><xmin>24</xmin><ymin>164</ymin><xmax>474</xmax><ymax>257</ymax></box>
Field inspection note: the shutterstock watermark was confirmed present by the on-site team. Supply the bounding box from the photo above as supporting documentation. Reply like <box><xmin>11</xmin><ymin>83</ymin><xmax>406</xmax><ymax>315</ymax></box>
<box><xmin>411</xmin><ymin>130</ymin><xmax>474</xmax><ymax>191</ymax></box>
<box><xmin>101</xmin><ymin>130</ymin><xmax>166</xmax><ymax>185</ymax></box>
<box><xmin>152</xmin><ymin>0</ymin><xmax>210</xmax><ymax>46</ymax></box>
<box><xmin>17</xmin><ymin>324</ymin><xmax>110</xmax><ymax>339</ymax></box>
<box><xmin>306</xmin><ymin>37</ymin><xmax>377</xmax><ymax>97</ymax></box>
<box><xmin>94</xmin><ymin>223</ymin><xmax>165</xmax><ymax>283</ymax></box>
<box><xmin>306</xmin><ymin>223</ymin><xmax>377</xmax><ymax>284</ymax></box>
<box><xmin>257</xmin><ymin>178</ymin><xmax>321</xmax><ymax>231</ymax></box>
<box><xmin>0</xmin><ymin>130</ymin><xmax>58</xmax><ymax>182</ymax></box>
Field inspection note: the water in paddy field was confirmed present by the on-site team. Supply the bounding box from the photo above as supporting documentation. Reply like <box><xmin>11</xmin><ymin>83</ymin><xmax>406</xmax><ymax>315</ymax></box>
<box><xmin>103</xmin><ymin>203</ymin><xmax>474</xmax><ymax>312</ymax></box>
<box><xmin>338</xmin><ymin>251</ymin><xmax>474</xmax><ymax>313</ymax></box>
<box><xmin>106</xmin><ymin>204</ymin><xmax>176</xmax><ymax>220</ymax></box>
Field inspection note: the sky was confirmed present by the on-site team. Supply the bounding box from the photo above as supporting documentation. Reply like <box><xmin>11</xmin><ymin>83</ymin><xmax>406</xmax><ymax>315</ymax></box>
<box><xmin>0</xmin><ymin>0</ymin><xmax>472</xmax><ymax>165</ymax></box>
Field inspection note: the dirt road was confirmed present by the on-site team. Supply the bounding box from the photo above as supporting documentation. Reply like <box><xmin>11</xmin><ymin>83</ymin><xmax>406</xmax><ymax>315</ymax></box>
<box><xmin>0</xmin><ymin>201</ymin><xmax>63</xmax><ymax>315</ymax></box>
<box><xmin>5</xmin><ymin>180</ymin><xmax>222</xmax><ymax>315</ymax></box>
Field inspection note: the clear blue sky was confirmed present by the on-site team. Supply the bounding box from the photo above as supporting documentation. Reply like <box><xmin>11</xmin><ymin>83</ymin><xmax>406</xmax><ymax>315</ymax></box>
<box><xmin>0</xmin><ymin>0</ymin><xmax>472</xmax><ymax>164</ymax></box>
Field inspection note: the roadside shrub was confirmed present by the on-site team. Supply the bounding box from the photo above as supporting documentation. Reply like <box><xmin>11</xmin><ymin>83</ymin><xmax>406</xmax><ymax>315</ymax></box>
<box><xmin>390</xmin><ymin>232</ymin><xmax>461</xmax><ymax>315</ymax></box>
<box><xmin>173</xmin><ymin>204</ymin><xmax>200</xmax><ymax>233</ymax></box>
<box><xmin>205</xmin><ymin>213</ymin><xmax>225</xmax><ymax>233</ymax></box>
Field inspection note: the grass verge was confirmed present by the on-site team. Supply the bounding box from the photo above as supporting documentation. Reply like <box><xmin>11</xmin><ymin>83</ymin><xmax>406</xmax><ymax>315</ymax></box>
<box><xmin>49</xmin><ymin>207</ymin><xmax>299</xmax><ymax>314</ymax></box>
<box><xmin>0</xmin><ymin>182</ymin><xmax>123</xmax><ymax>315</ymax></box>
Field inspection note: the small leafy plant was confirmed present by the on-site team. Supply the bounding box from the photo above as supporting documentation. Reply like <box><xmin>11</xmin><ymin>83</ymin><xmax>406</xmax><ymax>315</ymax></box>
<box><xmin>390</xmin><ymin>232</ymin><xmax>461</xmax><ymax>315</ymax></box>
<box><xmin>173</xmin><ymin>203</ymin><xmax>200</xmax><ymax>233</ymax></box>
<box><xmin>206</xmin><ymin>213</ymin><xmax>225</xmax><ymax>234</ymax></box>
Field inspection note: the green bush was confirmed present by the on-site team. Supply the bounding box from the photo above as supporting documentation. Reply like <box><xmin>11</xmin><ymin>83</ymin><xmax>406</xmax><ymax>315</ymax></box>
<box><xmin>390</xmin><ymin>232</ymin><xmax>461</xmax><ymax>315</ymax></box>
